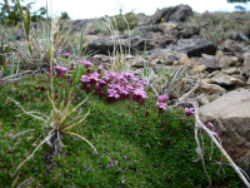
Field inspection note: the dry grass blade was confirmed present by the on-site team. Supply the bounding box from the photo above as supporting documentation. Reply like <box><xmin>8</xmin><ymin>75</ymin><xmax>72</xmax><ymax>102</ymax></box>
<box><xmin>65</xmin><ymin>132</ymin><xmax>98</xmax><ymax>154</ymax></box>
<box><xmin>7</xmin><ymin>98</ymin><xmax>49</xmax><ymax>123</ymax></box>
<box><xmin>61</xmin><ymin>109</ymin><xmax>90</xmax><ymax>132</ymax></box>
<box><xmin>10</xmin><ymin>130</ymin><xmax>55</xmax><ymax>176</ymax></box>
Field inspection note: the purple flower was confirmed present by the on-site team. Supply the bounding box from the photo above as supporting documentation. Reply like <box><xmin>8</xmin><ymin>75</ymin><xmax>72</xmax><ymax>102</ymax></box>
<box><xmin>145</xmin><ymin>110</ymin><xmax>149</xmax><ymax>117</ymax></box>
<box><xmin>206</xmin><ymin>122</ymin><xmax>214</xmax><ymax>128</ymax></box>
<box><xmin>69</xmin><ymin>79</ymin><xmax>73</xmax><ymax>85</ymax></box>
<box><xmin>78</xmin><ymin>60</ymin><xmax>93</xmax><ymax>69</ymax></box>
<box><xmin>123</xmin><ymin>72</ymin><xmax>135</xmax><ymax>80</ymax></box>
<box><xmin>86</xmin><ymin>84</ymin><xmax>91</xmax><ymax>93</ymax></box>
<box><xmin>55</xmin><ymin>65</ymin><xmax>69</xmax><ymax>78</ymax></box>
<box><xmin>140</xmin><ymin>79</ymin><xmax>147</xmax><ymax>86</ymax></box>
<box><xmin>119</xmin><ymin>88</ymin><xmax>130</xmax><ymax>100</ymax></box>
<box><xmin>97</xmin><ymin>65</ymin><xmax>103</xmax><ymax>74</ymax></box>
<box><xmin>88</xmin><ymin>73</ymin><xmax>100</xmax><ymax>84</ymax></box>
<box><xmin>95</xmin><ymin>83</ymin><xmax>100</xmax><ymax>91</ymax></box>
<box><xmin>213</xmin><ymin>131</ymin><xmax>219</xmax><ymax>136</ymax></box>
<box><xmin>131</xmin><ymin>88</ymin><xmax>148</xmax><ymax>106</ymax></box>
<box><xmin>107</xmin><ymin>88</ymin><xmax>120</xmax><ymax>99</ymax></box>
<box><xmin>64</xmin><ymin>53</ymin><xmax>70</xmax><ymax>59</ymax></box>
<box><xmin>158</xmin><ymin>95</ymin><xmax>169</xmax><ymax>103</ymax></box>
<box><xmin>80</xmin><ymin>75</ymin><xmax>90</xmax><ymax>83</ymax></box>
<box><xmin>70</xmin><ymin>61</ymin><xmax>75</xmax><ymax>70</ymax></box>
<box><xmin>185</xmin><ymin>108</ymin><xmax>195</xmax><ymax>117</ymax></box>
<box><xmin>98</xmin><ymin>79</ymin><xmax>106</xmax><ymax>87</ymax></box>
<box><xmin>157</xmin><ymin>102</ymin><xmax>167</xmax><ymax>114</ymax></box>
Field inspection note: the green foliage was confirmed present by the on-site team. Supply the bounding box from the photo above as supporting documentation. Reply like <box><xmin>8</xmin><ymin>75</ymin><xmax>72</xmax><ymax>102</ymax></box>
<box><xmin>112</xmin><ymin>8</ymin><xmax>138</xmax><ymax>32</ymax></box>
<box><xmin>61</xmin><ymin>11</ymin><xmax>70</xmax><ymax>19</ymax></box>
<box><xmin>0</xmin><ymin>74</ymin><xmax>240</xmax><ymax>187</ymax></box>
<box><xmin>0</xmin><ymin>0</ymin><xmax>46</xmax><ymax>25</ymax></box>
<box><xmin>130</xmin><ymin>30</ymin><xmax>143</xmax><ymax>36</ymax></box>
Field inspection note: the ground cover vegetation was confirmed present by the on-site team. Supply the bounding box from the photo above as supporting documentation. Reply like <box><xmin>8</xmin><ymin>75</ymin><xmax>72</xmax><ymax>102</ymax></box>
<box><xmin>0</xmin><ymin>1</ymin><xmax>248</xmax><ymax>187</ymax></box>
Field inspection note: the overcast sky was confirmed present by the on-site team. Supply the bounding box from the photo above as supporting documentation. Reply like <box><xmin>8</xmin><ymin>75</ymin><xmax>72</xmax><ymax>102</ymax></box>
<box><xmin>9</xmin><ymin>0</ymin><xmax>250</xmax><ymax>19</ymax></box>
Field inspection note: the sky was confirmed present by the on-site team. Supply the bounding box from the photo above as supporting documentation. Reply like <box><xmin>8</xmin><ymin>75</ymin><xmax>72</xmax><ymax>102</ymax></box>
<box><xmin>8</xmin><ymin>0</ymin><xmax>250</xmax><ymax>20</ymax></box>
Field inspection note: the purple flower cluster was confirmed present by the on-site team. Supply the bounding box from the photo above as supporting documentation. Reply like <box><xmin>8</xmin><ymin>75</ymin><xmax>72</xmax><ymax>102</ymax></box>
<box><xmin>54</xmin><ymin>58</ymin><xmax>148</xmax><ymax>106</ymax></box>
<box><xmin>80</xmin><ymin>68</ymin><xmax>148</xmax><ymax>105</ymax></box>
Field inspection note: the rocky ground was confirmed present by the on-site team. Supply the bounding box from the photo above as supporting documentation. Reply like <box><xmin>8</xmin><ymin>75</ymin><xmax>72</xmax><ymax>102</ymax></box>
<box><xmin>6</xmin><ymin>4</ymin><xmax>250</xmax><ymax>179</ymax></box>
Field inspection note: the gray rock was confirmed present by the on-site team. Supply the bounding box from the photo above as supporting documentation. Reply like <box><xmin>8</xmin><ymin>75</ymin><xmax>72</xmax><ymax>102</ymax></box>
<box><xmin>217</xmin><ymin>56</ymin><xmax>233</xmax><ymax>68</ymax></box>
<box><xmin>222</xmin><ymin>67</ymin><xmax>241</xmax><ymax>75</ymax></box>
<box><xmin>199</xmin><ymin>59</ymin><xmax>221</xmax><ymax>72</ymax></box>
<box><xmin>132</xmin><ymin>25</ymin><xmax>162</xmax><ymax>34</ymax></box>
<box><xmin>131</xmin><ymin>60</ymin><xmax>147</xmax><ymax>68</ymax></box>
<box><xmin>130</xmin><ymin>33</ymin><xmax>175</xmax><ymax>51</ymax></box>
<box><xmin>215</xmin><ymin>50</ymin><xmax>224</xmax><ymax>63</ymax></box>
<box><xmin>245</xmin><ymin>27</ymin><xmax>250</xmax><ymax>39</ymax></box>
<box><xmin>178</xmin><ymin>26</ymin><xmax>200</xmax><ymax>39</ymax></box>
<box><xmin>210</xmin><ymin>72</ymin><xmax>245</xmax><ymax>86</ymax></box>
<box><xmin>85</xmin><ymin>32</ymin><xmax>175</xmax><ymax>55</ymax></box>
<box><xmin>167</xmin><ymin>39</ymin><xmax>217</xmax><ymax>57</ymax></box>
<box><xmin>85</xmin><ymin>37</ymin><xmax>129</xmax><ymax>55</ymax></box>
<box><xmin>221</xmin><ymin>39</ymin><xmax>245</xmax><ymax>55</ymax></box>
<box><xmin>243</xmin><ymin>51</ymin><xmax>250</xmax><ymax>77</ymax></box>
<box><xmin>231</xmin><ymin>32</ymin><xmax>249</xmax><ymax>42</ymax></box>
<box><xmin>199</xmin><ymin>90</ymin><xmax>250</xmax><ymax>175</ymax></box>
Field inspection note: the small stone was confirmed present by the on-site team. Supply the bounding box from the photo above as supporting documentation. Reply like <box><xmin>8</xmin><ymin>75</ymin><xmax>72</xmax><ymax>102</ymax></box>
<box><xmin>215</xmin><ymin>50</ymin><xmax>223</xmax><ymax>63</ymax></box>
<box><xmin>217</xmin><ymin>56</ymin><xmax>233</xmax><ymax>68</ymax></box>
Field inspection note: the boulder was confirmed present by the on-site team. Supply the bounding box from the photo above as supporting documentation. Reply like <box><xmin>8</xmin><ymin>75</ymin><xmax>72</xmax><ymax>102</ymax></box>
<box><xmin>147</xmin><ymin>4</ymin><xmax>193</xmax><ymax>24</ymax></box>
<box><xmin>199</xmin><ymin>90</ymin><xmax>250</xmax><ymax>175</ymax></box>
<box><xmin>166</xmin><ymin>39</ymin><xmax>217</xmax><ymax>57</ymax></box>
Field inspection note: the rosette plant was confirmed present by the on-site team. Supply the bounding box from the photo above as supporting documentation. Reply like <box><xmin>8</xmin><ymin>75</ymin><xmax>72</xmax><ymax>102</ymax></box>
<box><xmin>7</xmin><ymin>15</ymin><xmax>97</xmax><ymax>176</ymax></box>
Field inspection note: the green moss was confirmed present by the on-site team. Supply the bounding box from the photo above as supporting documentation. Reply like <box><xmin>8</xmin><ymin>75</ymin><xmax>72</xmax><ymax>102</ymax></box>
<box><xmin>0</xmin><ymin>74</ymin><xmax>240</xmax><ymax>188</ymax></box>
